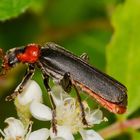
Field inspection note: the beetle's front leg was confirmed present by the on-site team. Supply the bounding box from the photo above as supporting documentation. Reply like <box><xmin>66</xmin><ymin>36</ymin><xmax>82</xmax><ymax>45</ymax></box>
<box><xmin>5</xmin><ymin>64</ymin><xmax>35</xmax><ymax>101</ymax></box>
<box><xmin>60</xmin><ymin>72</ymin><xmax>88</xmax><ymax>126</ymax></box>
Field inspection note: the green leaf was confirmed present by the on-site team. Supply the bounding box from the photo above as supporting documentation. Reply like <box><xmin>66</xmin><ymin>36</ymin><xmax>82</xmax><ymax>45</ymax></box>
<box><xmin>0</xmin><ymin>0</ymin><xmax>33</xmax><ymax>21</ymax></box>
<box><xmin>107</xmin><ymin>0</ymin><xmax>140</xmax><ymax>117</ymax></box>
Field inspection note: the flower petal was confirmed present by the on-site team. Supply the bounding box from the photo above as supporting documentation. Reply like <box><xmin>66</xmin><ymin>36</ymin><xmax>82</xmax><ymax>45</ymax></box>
<box><xmin>17</xmin><ymin>80</ymin><xmax>42</xmax><ymax>105</ymax></box>
<box><xmin>51</xmin><ymin>85</ymin><xmax>64</xmax><ymax>106</ymax></box>
<box><xmin>27</xmin><ymin>128</ymin><xmax>49</xmax><ymax>140</ymax></box>
<box><xmin>50</xmin><ymin>125</ymin><xmax>74</xmax><ymax>140</ymax></box>
<box><xmin>4</xmin><ymin>117</ymin><xmax>25</xmax><ymax>139</ymax></box>
<box><xmin>51</xmin><ymin>138</ymin><xmax>65</xmax><ymax>140</ymax></box>
<box><xmin>51</xmin><ymin>85</ymin><xmax>70</xmax><ymax>106</ymax></box>
<box><xmin>79</xmin><ymin>129</ymin><xmax>103</xmax><ymax>140</ymax></box>
<box><xmin>86</xmin><ymin>109</ymin><xmax>103</xmax><ymax>125</ymax></box>
<box><xmin>30</xmin><ymin>101</ymin><xmax>52</xmax><ymax>121</ymax></box>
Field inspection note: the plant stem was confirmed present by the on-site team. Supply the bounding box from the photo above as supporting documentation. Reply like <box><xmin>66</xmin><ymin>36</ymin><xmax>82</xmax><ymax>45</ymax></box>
<box><xmin>99</xmin><ymin>117</ymin><xmax>140</xmax><ymax>139</ymax></box>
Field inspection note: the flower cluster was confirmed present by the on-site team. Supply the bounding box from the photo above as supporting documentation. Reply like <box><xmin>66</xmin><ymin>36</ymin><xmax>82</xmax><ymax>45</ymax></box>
<box><xmin>0</xmin><ymin>80</ymin><xmax>105</xmax><ymax>140</ymax></box>
<box><xmin>0</xmin><ymin>117</ymin><xmax>49</xmax><ymax>140</ymax></box>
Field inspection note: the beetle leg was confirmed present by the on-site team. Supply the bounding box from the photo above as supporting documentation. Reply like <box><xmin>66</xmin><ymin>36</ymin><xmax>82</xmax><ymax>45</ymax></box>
<box><xmin>61</xmin><ymin>72</ymin><xmax>88</xmax><ymax>126</ymax></box>
<box><xmin>80</xmin><ymin>53</ymin><xmax>89</xmax><ymax>63</ymax></box>
<box><xmin>37</xmin><ymin>61</ymin><xmax>57</xmax><ymax>134</ymax></box>
<box><xmin>5</xmin><ymin>64</ymin><xmax>35</xmax><ymax>101</ymax></box>
<box><xmin>43</xmin><ymin>74</ymin><xmax>57</xmax><ymax>134</ymax></box>
<box><xmin>73</xmin><ymin>83</ymin><xmax>88</xmax><ymax>126</ymax></box>
<box><xmin>60</xmin><ymin>72</ymin><xmax>72</xmax><ymax>93</ymax></box>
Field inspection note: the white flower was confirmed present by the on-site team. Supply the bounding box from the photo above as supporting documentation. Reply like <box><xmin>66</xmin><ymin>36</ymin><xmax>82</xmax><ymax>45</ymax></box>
<box><xmin>14</xmin><ymin>80</ymin><xmax>43</xmax><ymax>125</ymax></box>
<box><xmin>79</xmin><ymin>129</ymin><xmax>103</xmax><ymax>140</ymax></box>
<box><xmin>0</xmin><ymin>117</ymin><xmax>49</xmax><ymax>140</ymax></box>
<box><xmin>30</xmin><ymin>85</ymin><xmax>104</xmax><ymax>140</ymax></box>
<box><xmin>50</xmin><ymin>125</ymin><xmax>74</xmax><ymax>140</ymax></box>
<box><xmin>30</xmin><ymin>101</ymin><xmax>52</xmax><ymax>121</ymax></box>
<box><xmin>27</xmin><ymin>128</ymin><xmax>49</xmax><ymax>140</ymax></box>
<box><xmin>17</xmin><ymin>80</ymin><xmax>43</xmax><ymax>105</ymax></box>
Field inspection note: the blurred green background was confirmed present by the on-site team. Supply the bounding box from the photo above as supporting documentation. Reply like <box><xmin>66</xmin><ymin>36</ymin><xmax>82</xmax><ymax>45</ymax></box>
<box><xmin>0</xmin><ymin>0</ymin><xmax>140</xmax><ymax>139</ymax></box>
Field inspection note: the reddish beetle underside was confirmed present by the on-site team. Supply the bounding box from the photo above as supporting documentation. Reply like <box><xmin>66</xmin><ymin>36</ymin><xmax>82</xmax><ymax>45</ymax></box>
<box><xmin>75</xmin><ymin>81</ymin><xmax>126</xmax><ymax>114</ymax></box>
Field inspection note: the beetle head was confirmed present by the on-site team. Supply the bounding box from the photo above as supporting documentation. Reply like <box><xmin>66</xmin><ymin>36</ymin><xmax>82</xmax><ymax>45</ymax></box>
<box><xmin>0</xmin><ymin>47</ymin><xmax>25</xmax><ymax>75</ymax></box>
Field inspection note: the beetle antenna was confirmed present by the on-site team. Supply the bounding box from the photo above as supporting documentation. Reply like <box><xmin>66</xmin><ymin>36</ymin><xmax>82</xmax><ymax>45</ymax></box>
<box><xmin>0</xmin><ymin>48</ymin><xmax>7</xmax><ymax>76</ymax></box>
<box><xmin>0</xmin><ymin>48</ymin><xmax>4</xmax><ymax>59</ymax></box>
